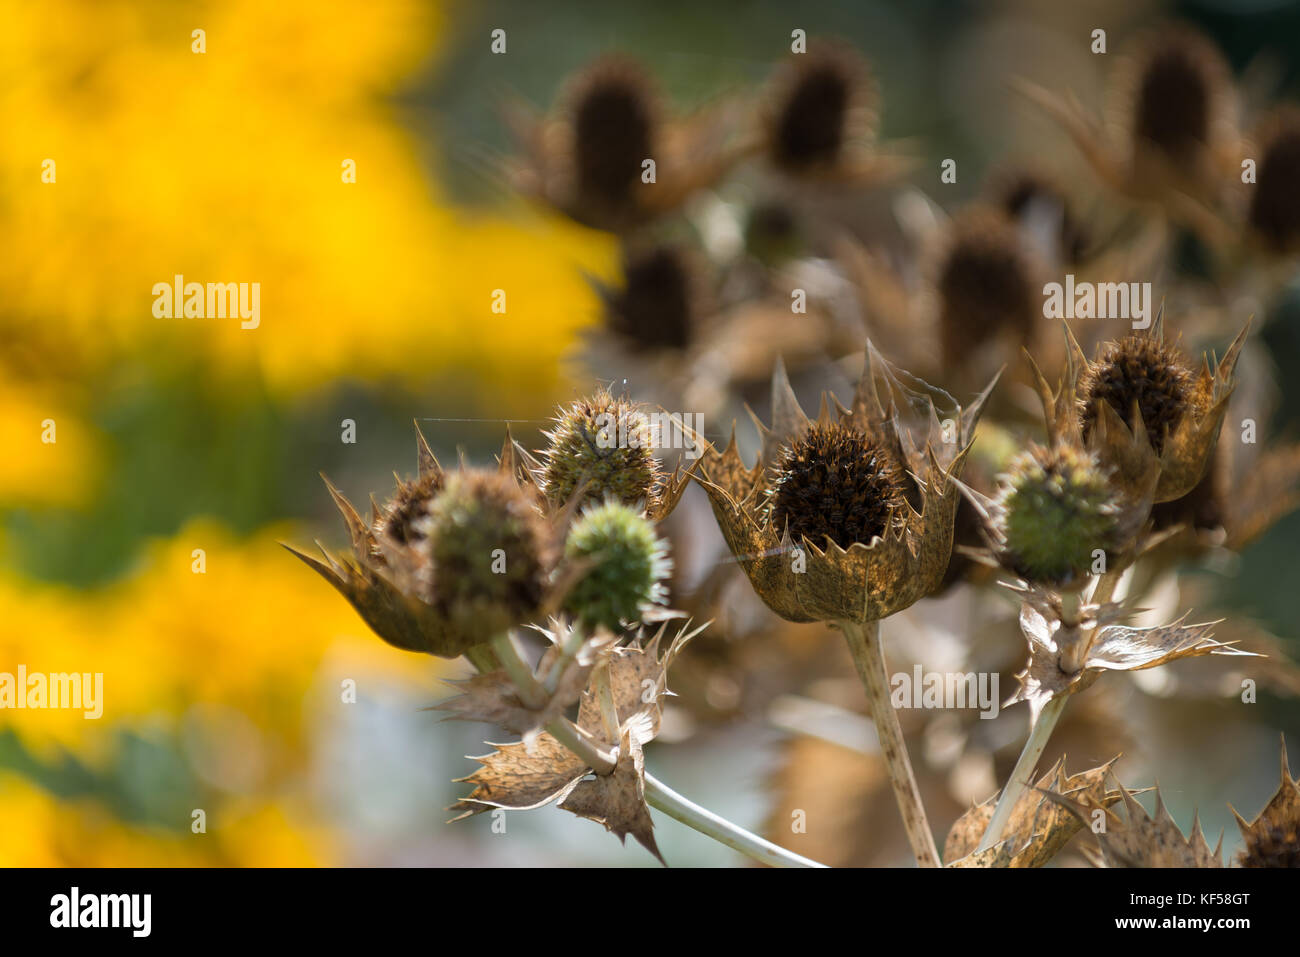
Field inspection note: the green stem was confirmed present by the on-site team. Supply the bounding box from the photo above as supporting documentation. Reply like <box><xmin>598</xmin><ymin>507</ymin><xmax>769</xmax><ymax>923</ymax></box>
<box><xmin>643</xmin><ymin>774</ymin><xmax>825</xmax><ymax>868</ymax></box>
<box><xmin>976</xmin><ymin>694</ymin><xmax>1068</xmax><ymax>853</ymax></box>
<box><xmin>840</xmin><ymin>619</ymin><xmax>941</xmax><ymax>868</ymax></box>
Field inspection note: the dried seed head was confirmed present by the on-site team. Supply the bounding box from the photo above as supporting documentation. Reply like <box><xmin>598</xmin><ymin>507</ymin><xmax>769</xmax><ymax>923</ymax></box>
<box><xmin>541</xmin><ymin>390</ymin><xmax>663</xmax><ymax>510</ymax></box>
<box><xmin>768</xmin><ymin>422</ymin><xmax>906</xmax><ymax>550</ymax></box>
<box><xmin>766</xmin><ymin>43</ymin><xmax>874</xmax><ymax>172</ymax></box>
<box><xmin>999</xmin><ymin>444</ymin><xmax>1119</xmax><ymax>586</ymax></box>
<box><xmin>379</xmin><ymin>471</ymin><xmax>444</xmax><ymax>548</ymax></box>
<box><xmin>1129</xmin><ymin>28</ymin><xmax>1228</xmax><ymax>161</ymax></box>
<box><xmin>563</xmin><ymin>500</ymin><xmax>670</xmax><ymax>630</ymax></box>
<box><xmin>1249</xmin><ymin>108</ymin><xmax>1300</xmax><ymax>253</ymax></box>
<box><xmin>424</xmin><ymin>471</ymin><xmax>549</xmax><ymax>638</ymax></box>
<box><xmin>936</xmin><ymin>209</ymin><xmax>1039</xmax><ymax>367</ymax></box>
<box><xmin>1079</xmin><ymin>336</ymin><xmax>1195</xmax><ymax>457</ymax></box>
<box><xmin>606</xmin><ymin>245</ymin><xmax>698</xmax><ymax>351</ymax></box>
<box><xmin>565</xmin><ymin>58</ymin><xmax>658</xmax><ymax>214</ymax></box>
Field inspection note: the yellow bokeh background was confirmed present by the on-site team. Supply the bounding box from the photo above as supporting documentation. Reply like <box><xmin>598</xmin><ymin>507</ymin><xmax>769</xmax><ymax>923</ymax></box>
<box><xmin>0</xmin><ymin>0</ymin><xmax>614</xmax><ymax>864</ymax></box>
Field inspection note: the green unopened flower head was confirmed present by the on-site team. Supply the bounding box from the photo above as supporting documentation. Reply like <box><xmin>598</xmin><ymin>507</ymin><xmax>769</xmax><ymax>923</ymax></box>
<box><xmin>541</xmin><ymin>390</ymin><xmax>664</xmax><ymax>511</ymax></box>
<box><xmin>425</xmin><ymin>470</ymin><xmax>550</xmax><ymax>640</ymax></box>
<box><xmin>998</xmin><ymin>443</ymin><xmax>1119</xmax><ymax>587</ymax></box>
<box><xmin>563</xmin><ymin>500</ymin><xmax>670</xmax><ymax>631</ymax></box>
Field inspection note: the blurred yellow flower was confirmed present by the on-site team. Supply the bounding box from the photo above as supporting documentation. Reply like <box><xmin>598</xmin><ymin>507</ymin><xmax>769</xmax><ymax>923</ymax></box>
<box><xmin>0</xmin><ymin>0</ymin><xmax>616</xmax><ymax>395</ymax></box>
<box><xmin>0</xmin><ymin>521</ymin><xmax>446</xmax><ymax>751</ymax></box>
<box><xmin>0</xmin><ymin>378</ymin><xmax>101</xmax><ymax>507</ymax></box>
<box><xmin>0</xmin><ymin>773</ymin><xmax>330</xmax><ymax>866</ymax></box>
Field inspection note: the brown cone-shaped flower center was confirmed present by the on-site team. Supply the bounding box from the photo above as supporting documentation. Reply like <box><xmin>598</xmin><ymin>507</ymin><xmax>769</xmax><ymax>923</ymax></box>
<box><xmin>768</xmin><ymin>422</ymin><xmax>905</xmax><ymax>549</ymax></box>
<box><xmin>572</xmin><ymin>70</ymin><xmax>654</xmax><ymax>208</ymax></box>
<box><xmin>772</xmin><ymin>61</ymin><xmax>851</xmax><ymax>169</ymax></box>
<box><xmin>1133</xmin><ymin>38</ymin><xmax>1214</xmax><ymax>159</ymax></box>
<box><xmin>1250</xmin><ymin>111</ymin><xmax>1300</xmax><ymax>252</ymax></box>
<box><xmin>608</xmin><ymin>246</ymin><xmax>694</xmax><ymax>350</ymax></box>
<box><xmin>937</xmin><ymin>211</ymin><xmax>1037</xmax><ymax>366</ymax></box>
<box><xmin>1080</xmin><ymin>336</ymin><xmax>1192</xmax><ymax>456</ymax></box>
<box><xmin>382</xmin><ymin>471</ymin><xmax>444</xmax><ymax>547</ymax></box>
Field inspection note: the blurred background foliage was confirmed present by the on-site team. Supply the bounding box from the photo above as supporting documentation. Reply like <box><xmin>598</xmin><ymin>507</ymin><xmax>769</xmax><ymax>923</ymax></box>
<box><xmin>1</xmin><ymin>0</ymin><xmax>1298</xmax><ymax>865</ymax></box>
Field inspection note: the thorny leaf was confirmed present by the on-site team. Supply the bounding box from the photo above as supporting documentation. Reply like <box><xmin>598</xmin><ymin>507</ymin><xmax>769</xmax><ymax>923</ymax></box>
<box><xmin>560</xmin><ymin>725</ymin><xmax>664</xmax><ymax>864</ymax></box>
<box><xmin>1010</xmin><ymin>593</ymin><xmax>1258</xmax><ymax>726</ymax></box>
<box><xmin>1230</xmin><ymin>735</ymin><xmax>1300</xmax><ymax>867</ymax></box>
<box><xmin>448</xmin><ymin>732</ymin><xmax>587</xmax><ymax>820</ymax></box>
<box><xmin>944</xmin><ymin>757</ymin><xmax>1124</xmax><ymax>867</ymax></box>
<box><xmin>448</xmin><ymin>621</ymin><xmax>702</xmax><ymax>860</ymax></box>
<box><xmin>1044</xmin><ymin>776</ymin><xmax>1224</xmax><ymax>868</ymax></box>
<box><xmin>576</xmin><ymin>621</ymin><xmax>700</xmax><ymax>744</ymax></box>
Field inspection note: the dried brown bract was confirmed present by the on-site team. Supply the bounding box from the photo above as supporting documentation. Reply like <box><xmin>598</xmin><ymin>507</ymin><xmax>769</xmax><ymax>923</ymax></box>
<box><xmin>693</xmin><ymin>347</ymin><xmax>994</xmax><ymax>623</ymax></box>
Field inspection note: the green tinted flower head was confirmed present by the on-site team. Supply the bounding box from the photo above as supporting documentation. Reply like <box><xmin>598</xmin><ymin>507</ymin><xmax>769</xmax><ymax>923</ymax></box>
<box><xmin>540</xmin><ymin>389</ymin><xmax>664</xmax><ymax>512</ymax></box>
<box><xmin>563</xmin><ymin>500</ymin><xmax>670</xmax><ymax>631</ymax></box>
<box><xmin>998</xmin><ymin>443</ymin><xmax>1119</xmax><ymax>587</ymax></box>
<box><xmin>425</xmin><ymin>470</ymin><xmax>550</xmax><ymax>640</ymax></box>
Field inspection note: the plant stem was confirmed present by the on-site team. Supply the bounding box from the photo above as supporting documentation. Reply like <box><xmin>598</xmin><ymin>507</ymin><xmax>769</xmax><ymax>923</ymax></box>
<box><xmin>840</xmin><ymin>619</ymin><xmax>941</xmax><ymax>868</ymax></box>
<box><xmin>470</xmin><ymin>632</ymin><xmax>826</xmax><ymax>868</ymax></box>
<box><xmin>976</xmin><ymin>694</ymin><xmax>1067</xmax><ymax>853</ymax></box>
<box><xmin>643</xmin><ymin>773</ymin><xmax>825</xmax><ymax>868</ymax></box>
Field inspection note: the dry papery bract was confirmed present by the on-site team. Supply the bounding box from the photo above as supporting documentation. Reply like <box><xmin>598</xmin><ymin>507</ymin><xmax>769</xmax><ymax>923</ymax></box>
<box><xmin>1006</xmin><ymin>583</ymin><xmax>1257</xmax><ymax>727</ymax></box>
<box><xmin>446</xmin><ymin>622</ymin><xmax>699</xmax><ymax>864</ymax></box>
<box><xmin>694</xmin><ymin>346</ymin><xmax>995</xmax><ymax>624</ymax></box>
<box><xmin>945</xmin><ymin>757</ymin><xmax>1126</xmax><ymax>868</ymax></box>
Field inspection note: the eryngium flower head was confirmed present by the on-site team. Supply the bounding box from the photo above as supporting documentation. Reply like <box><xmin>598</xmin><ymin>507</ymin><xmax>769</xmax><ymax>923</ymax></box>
<box><xmin>286</xmin><ymin>426</ymin><xmax>554</xmax><ymax>658</ymax></box>
<box><xmin>1123</xmin><ymin>25</ymin><xmax>1231</xmax><ymax>167</ymax></box>
<box><xmin>1249</xmin><ymin>107</ymin><xmax>1300</xmax><ymax>254</ymax></box>
<box><xmin>760</xmin><ymin>40</ymin><xmax>908</xmax><ymax>185</ymax></box>
<box><xmin>539</xmin><ymin>389</ymin><xmax>687</xmax><ymax>516</ymax></box>
<box><xmin>767</xmin><ymin>422</ymin><xmax>907</xmax><ymax>550</ymax></box>
<box><xmin>934</xmin><ymin>207</ymin><xmax>1040</xmax><ymax>369</ymax></box>
<box><xmin>997</xmin><ymin>444</ymin><xmax>1119</xmax><ymax>587</ymax></box>
<box><xmin>693</xmin><ymin>347</ymin><xmax>995</xmax><ymax>623</ymax></box>
<box><xmin>600</xmin><ymin>243</ymin><xmax>705</xmax><ymax>352</ymax></box>
<box><xmin>1032</xmin><ymin>313</ymin><xmax>1247</xmax><ymax>504</ymax></box>
<box><xmin>1079</xmin><ymin>334</ymin><xmax>1194</xmax><ymax>459</ymax></box>
<box><xmin>426</xmin><ymin>471</ymin><xmax>550</xmax><ymax>641</ymax></box>
<box><xmin>563</xmin><ymin>500</ymin><xmax>671</xmax><ymax>631</ymax></box>
<box><xmin>503</xmin><ymin>56</ymin><xmax>746</xmax><ymax>232</ymax></box>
